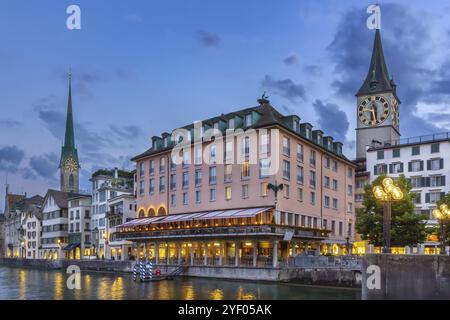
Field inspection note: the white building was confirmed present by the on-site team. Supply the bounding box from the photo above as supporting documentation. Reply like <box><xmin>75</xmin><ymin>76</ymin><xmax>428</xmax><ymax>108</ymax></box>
<box><xmin>366</xmin><ymin>133</ymin><xmax>450</xmax><ymax>249</ymax></box>
<box><xmin>106</xmin><ymin>194</ymin><xmax>136</xmax><ymax>260</ymax></box>
<box><xmin>67</xmin><ymin>194</ymin><xmax>93</xmax><ymax>259</ymax></box>
<box><xmin>22</xmin><ymin>197</ymin><xmax>44</xmax><ymax>259</ymax></box>
<box><xmin>90</xmin><ymin>168</ymin><xmax>133</xmax><ymax>259</ymax></box>
<box><xmin>41</xmin><ymin>190</ymin><xmax>70</xmax><ymax>260</ymax></box>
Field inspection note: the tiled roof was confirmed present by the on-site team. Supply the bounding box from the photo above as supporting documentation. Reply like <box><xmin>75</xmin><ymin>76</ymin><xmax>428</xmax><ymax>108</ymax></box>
<box><xmin>45</xmin><ymin>189</ymin><xmax>86</xmax><ymax>209</ymax></box>
<box><xmin>6</xmin><ymin>194</ymin><xmax>25</xmax><ymax>212</ymax></box>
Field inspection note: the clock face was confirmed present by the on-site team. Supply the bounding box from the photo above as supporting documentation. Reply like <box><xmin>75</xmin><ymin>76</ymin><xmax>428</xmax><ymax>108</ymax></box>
<box><xmin>358</xmin><ymin>96</ymin><xmax>390</xmax><ymax>126</ymax></box>
<box><xmin>65</xmin><ymin>157</ymin><xmax>78</xmax><ymax>173</ymax></box>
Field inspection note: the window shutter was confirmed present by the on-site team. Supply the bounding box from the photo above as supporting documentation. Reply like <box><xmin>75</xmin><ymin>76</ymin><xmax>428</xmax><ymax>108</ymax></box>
<box><xmin>400</xmin><ymin>163</ymin><xmax>404</xmax><ymax>173</ymax></box>
<box><xmin>420</xmin><ymin>177</ymin><xmax>425</xmax><ymax>188</ymax></box>
<box><xmin>441</xmin><ymin>192</ymin><xmax>446</xmax><ymax>201</ymax></box>
<box><xmin>408</xmin><ymin>162</ymin><xmax>412</xmax><ymax>172</ymax></box>
<box><xmin>441</xmin><ymin>176</ymin><xmax>446</xmax><ymax>187</ymax></box>
<box><xmin>374</xmin><ymin>166</ymin><xmax>378</xmax><ymax>175</ymax></box>
<box><xmin>426</xmin><ymin>177</ymin><xmax>431</xmax><ymax>187</ymax></box>
<box><xmin>420</xmin><ymin>161</ymin><xmax>424</xmax><ymax>171</ymax></box>
<box><xmin>383</xmin><ymin>164</ymin><xmax>388</xmax><ymax>174</ymax></box>
<box><xmin>425</xmin><ymin>193</ymin><xmax>430</xmax><ymax>203</ymax></box>
<box><xmin>389</xmin><ymin>164</ymin><xmax>393</xmax><ymax>174</ymax></box>
<box><xmin>440</xmin><ymin>159</ymin><xmax>444</xmax><ymax>170</ymax></box>
<box><xmin>416</xmin><ymin>194</ymin><xmax>421</xmax><ymax>204</ymax></box>
<box><xmin>427</xmin><ymin>160</ymin><xmax>431</xmax><ymax>170</ymax></box>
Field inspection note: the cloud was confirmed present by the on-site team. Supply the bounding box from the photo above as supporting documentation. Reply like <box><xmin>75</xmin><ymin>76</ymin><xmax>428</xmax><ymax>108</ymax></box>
<box><xmin>0</xmin><ymin>119</ymin><xmax>21</xmax><ymax>128</ymax></box>
<box><xmin>283</xmin><ymin>53</ymin><xmax>299</xmax><ymax>66</ymax></box>
<box><xmin>22</xmin><ymin>168</ymin><xmax>37</xmax><ymax>181</ymax></box>
<box><xmin>327</xmin><ymin>3</ymin><xmax>449</xmax><ymax>137</ymax></box>
<box><xmin>196</xmin><ymin>30</ymin><xmax>221</xmax><ymax>48</ymax></box>
<box><xmin>0</xmin><ymin>146</ymin><xmax>25</xmax><ymax>173</ymax></box>
<box><xmin>109</xmin><ymin>124</ymin><xmax>143</xmax><ymax>140</ymax></box>
<box><xmin>261</xmin><ymin>75</ymin><xmax>307</xmax><ymax>103</ymax></box>
<box><xmin>312</xmin><ymin>99</ymin><xmax>349</xmax><ymax>143</ymax></box>
<box><xmin>29</xmin><ymin>153</ymin><xmax>59</xmax><ymax>182</ymax></box>
<box><xmin>303</xmin><ymin>65</ymin><xmax>321</xmax><ymax>76</ymax></box>
<box><xmin>58</xmin><ymin>70</ymin><xmax>104</xmax><ymax>100</ymax></box>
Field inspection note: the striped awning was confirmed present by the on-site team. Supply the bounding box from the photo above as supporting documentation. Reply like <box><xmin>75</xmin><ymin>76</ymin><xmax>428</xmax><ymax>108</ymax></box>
<box><xmin>117</xmin><ymin>207</ymin><xmax>272</xmax><ymax>228</ymax></box>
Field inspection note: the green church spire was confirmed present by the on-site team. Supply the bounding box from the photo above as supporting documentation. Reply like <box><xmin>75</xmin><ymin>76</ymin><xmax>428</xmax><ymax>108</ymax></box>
<box><xmin>356</xmin><ymin>29</ymin><xmax>393</xmax><ymax>96</ymax></box>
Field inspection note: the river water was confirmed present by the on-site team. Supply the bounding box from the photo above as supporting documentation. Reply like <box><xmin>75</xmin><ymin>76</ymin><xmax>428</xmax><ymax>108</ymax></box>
<box><xmin>0</xmin><ymin>265</ymin><xmax>360</xmax><ymax>300</ymax></box>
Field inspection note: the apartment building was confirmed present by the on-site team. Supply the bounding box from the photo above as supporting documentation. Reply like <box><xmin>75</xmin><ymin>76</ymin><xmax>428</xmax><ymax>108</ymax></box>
<box><xmin>116</xmin><ymin>97</ymin><xmax>356</xmax><ymax>267</ymax></box>
<box><xmin>67</xmin><ymin>194</ymin><xmax>93</xmax><ymax>259</ymax></box>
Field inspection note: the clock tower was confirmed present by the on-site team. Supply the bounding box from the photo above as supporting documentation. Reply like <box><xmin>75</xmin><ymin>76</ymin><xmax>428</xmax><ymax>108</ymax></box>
<box><xmin>59</xmin><ymin>72</ymin><xmax>80</xmax><ymax>193</ymax></box>
<box><xmin>356</xmin><ymin>29</ymin><xmax>400</xmax><ymax>159</ymax></box>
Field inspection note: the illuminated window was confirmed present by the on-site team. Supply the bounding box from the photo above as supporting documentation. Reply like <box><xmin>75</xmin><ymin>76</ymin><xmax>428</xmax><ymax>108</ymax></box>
<box><xmin>225</xmin><ymin>186</ymin><xmax>232</xmax><ymax>200</ymax></box>
<box><xmin>241</xmin><ymin>161</ymin><xmax>250</xmax><ymax>179</ymax></box>
<box><xmin>261</xmin><ymin>182</ymin><xmax>268</xmax><ymax>197</ymax></box>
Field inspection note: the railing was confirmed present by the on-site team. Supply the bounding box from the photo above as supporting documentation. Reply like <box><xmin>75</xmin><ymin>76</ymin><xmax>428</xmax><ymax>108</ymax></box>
<box><xmin>371</xmin><ymin>132</ymin><xmax>450</xmax><ymax>149</ymax></box>
<box><xmin>291</xmin><ymin>255</ymin><xmax>362</xmax><ymax>269</ymax></box>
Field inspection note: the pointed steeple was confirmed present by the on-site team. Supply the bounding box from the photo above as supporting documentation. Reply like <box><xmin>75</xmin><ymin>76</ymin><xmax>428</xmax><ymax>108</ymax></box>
<box><xmin>356</xmin><ymin>29</ymin><xmax>393</xmax><ymax>96</ymax></box>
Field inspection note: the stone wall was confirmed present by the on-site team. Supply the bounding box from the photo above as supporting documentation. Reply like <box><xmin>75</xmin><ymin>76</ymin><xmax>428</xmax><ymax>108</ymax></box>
<box><xmin>362</xmin><ymin>254</ymin><xmax>450</xmax><ymax>300</ymax></box>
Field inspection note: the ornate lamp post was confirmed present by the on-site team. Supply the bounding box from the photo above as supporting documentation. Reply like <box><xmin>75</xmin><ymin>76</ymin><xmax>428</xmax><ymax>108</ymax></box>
<box><xmin>372</xmin><ymin>177</ymin><xmax>404</xmax><ymax>254</ymax></box>
<box><xmin>432</xmin><ymin>204</ymin><xmax>449</xmax><ymax>255</ymax></box>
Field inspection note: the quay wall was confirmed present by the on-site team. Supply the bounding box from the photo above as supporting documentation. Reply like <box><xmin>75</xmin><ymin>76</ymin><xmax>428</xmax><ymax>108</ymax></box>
<box><xmin>362</xmin><ymin>254</ymin><xmax>450</xmax><ymax>300</ymax></box>
<box><xmin>0</xmin><ymin>258</ymin><xmax>361</xmax><ymax>287</ymax></box>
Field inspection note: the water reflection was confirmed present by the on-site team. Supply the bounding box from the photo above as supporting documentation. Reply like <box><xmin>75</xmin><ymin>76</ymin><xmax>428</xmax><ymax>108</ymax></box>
<box><xmin>0</xmin><ymin>266</ymin><xmax>360</xmax><ymax>300</ymax></box>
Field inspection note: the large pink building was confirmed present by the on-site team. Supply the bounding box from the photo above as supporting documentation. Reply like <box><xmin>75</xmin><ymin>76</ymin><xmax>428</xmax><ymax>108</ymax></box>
<box><xmin>116</xmin><ymin>97</ymin><xmax>356</xmax><ymax>267</ymax></box>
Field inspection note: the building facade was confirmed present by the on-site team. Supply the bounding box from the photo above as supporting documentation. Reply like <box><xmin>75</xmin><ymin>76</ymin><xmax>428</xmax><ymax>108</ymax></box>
<box><xmin>91</xmin><ymin>169</ymin><xmax>134</xmax><ymax>259</ymax></box>
<box><xmin>116</xmin><ymin>98</ymin><xmax>356</xmax><ymax>267</ymax></box>
<box><xmin>67</xmin><ymin>195</ymin><xmax>93</xmax><ymax>259</ymax></box>
<box><xmin>20</xmin><ymin>196</ymin><xmax>44</xmax><ymax>259</ymax></box>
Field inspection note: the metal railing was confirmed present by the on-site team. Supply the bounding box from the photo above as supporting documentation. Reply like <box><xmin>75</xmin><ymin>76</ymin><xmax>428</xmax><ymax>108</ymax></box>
<box><xmin>372</xmin><ymin>132</ymin><xmax>450</xmax><ymax>149</ymax></box>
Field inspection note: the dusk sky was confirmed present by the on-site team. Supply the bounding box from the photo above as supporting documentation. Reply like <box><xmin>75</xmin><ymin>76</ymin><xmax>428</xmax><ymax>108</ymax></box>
<box><xmin>2</xmin><ymin>0</ymin><xmax>450</xmax><ymax>210</ymax></box>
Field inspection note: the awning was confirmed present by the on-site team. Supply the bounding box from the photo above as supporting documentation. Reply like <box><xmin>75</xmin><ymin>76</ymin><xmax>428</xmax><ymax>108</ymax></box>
<box><xmin>63</xmin><ymin>243</ymin><xmax>80</xmax><ymax>251</ymax></box>
<box><xmin>117</xmin><ymin>207</ymin><xmax>272</xmax><ymax>228</ymax></box>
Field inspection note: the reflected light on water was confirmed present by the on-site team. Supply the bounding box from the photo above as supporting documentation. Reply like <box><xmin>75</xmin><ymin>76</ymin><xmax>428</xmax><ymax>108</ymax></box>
<box><xmin>19</xmin><ymin>270</ymin><xmax>27</xmax><ymax>299</ymax></box>
<box><xmin>209</xmin><ymin>289</ymin><xmax>224</xmax><ymax>300</ymax></box>
<box><xmin>183</xmin><ymin>284</ymin><xmax>195</xmax><ymax>300</ymax></box>
<box><xmin>111</xmin><ymin>277</ymin><xmax>124</xmax><ymax>300</ymax></box>
<box><xmin>98</xmin><ymin>277</ymin><xmax>110</xmax><ymax>299</ymax></box>
<box><xmin>237</xmin><ymin>286</ymin><xmax>256</xmax><ymax>300</ymax></box>
<box><xmin>54</xmin><ymin>273</ymin><xmax>64</xmax><ymax>300</ymax></box>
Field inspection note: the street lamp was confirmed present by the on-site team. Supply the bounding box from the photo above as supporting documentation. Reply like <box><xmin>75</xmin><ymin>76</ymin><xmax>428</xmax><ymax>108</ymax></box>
<box><xmin>372</xmin><ymin>177</ymin><xmax>404</xmax><ymax>254</ymax></box>
<box><xmin>432</xmin><ymin>204</ymin><xmax>449</xmax><ymax>255</ymax></box>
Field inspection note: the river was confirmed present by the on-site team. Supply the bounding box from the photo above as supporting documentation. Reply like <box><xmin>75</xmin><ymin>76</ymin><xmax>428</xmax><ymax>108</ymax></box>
<box><xmin>0</xmin><ymin>265</ymin><xmax>360</xmax><ymax>300</ymax></box>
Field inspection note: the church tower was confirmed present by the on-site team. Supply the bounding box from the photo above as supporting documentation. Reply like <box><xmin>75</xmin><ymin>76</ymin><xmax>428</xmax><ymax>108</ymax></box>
<box><xmin>356</xmin><ymin>29</ymin><xmax>400</xmax><ymax>159</ymax></box>
<box><xmin>59</xmin><ymin>72</ymin><xmax>80</xmax><ymax>193</ymax></box>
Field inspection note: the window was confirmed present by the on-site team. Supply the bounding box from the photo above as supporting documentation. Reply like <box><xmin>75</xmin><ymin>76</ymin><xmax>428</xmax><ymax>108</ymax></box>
<box><xmin>159</xmin><ymin>176</ymin><xmax>165</xmax><ymax>192</ymax></box>
<box><xmin>427</xmin><ymin>192</ymin><xmax>444</xmax><ymax>204</ymax></box>
<box><xmin>225</xmin><ymin>164</ymin><xmax>233</xmax><ymax>182</ymax></box>
<box><xmin>390</xmin><ymin>162</ymin><xmax>403</xmax><ymax>174</ymax></box>
<box><xmin>140</xmin><ymin>162</ymin><xmax>145</xmax><ymax>178</ymax></box>
<box><xmin>339</xmin><ymin>222</ymin><xmax>343</xmax><ymax>236</ymax></box>
<box><xmin>183</xmin><ymin>192</ymin><xmax>188</xmax><ymax>205</ymax></box>
<box><xmin>170</xmin><ymin>174</ymin><xmax>176</xmax><ymax>190</ymax></box>
<box><xmin>283</xmin><ymin>160</ymin><xmax>290</xmax><ymax>180</ymax></box>
<box><xmin>195</xmin><ymin>190</ymin><xmax>201</xmax><ymax>203</ymax></box>
<box><xmin>209</xmin><ymin>189</ymin><xmax>216</xmax><ymax>201</ymax></box>
<box><xmin>324</xmin><ymin>157</ymin><xmax>330</xmax><ymax>168</ymax></box>
<box><xmin>242</xmin><ymin>185</ymin><xmax>249</xmax><ymax>198</ymax></box>
<box><xmin>347</xmin><ymin>202</ymin><xmax>353</xmax><ymax>213</ymax></box>
<box><xmin>324</xmin><ymin>176</ymin><xmax>330</xmax><ymax>188</ymax></box>
<box><xmin>347</xmin><ymin>185</ymin><xmax>353</xmax><ymax>196</ymax></box>
<box><xmin>323</xmin><ymin>219</ymin><xmax>328</xmax><ymax>230</ymax></box>
<box><xmin>195</xmin><ymin>170</ymin><xmax>202</xmax><ymax>186</ymax></box>
<box><xmin>195</xmin><ymin>148</ymin><xmax>202</xmax><ymax>165</ymax></box>
<box><xmin>170</xmin><ymin>194</ymin><xmax>176</xmax><ymax>206</ymax></box>
<box><xmin>431</xmin><ymin>175</ymin><xmax>445</xmax><ymax>187</ymax></box>
<box><xmin>374</xmin><ymin>164</ymin><xmax>387</xmax><ymax>175</ymax></box>
<box><xmin>170</xmin><ymin>155</ymin><xmax>176</xmax><ymax>171</ymax></box>
<box><xmin>412</xmin><ymin>192</ymin><xmax>421</xmax><ymax>204</ymax></box>
<box><xmin>347</xmin><ymin>167</ymin><xmax>353</xmax><ymax>178</ymax></box>
<box><xmin>283</xmin><ymin>137</ymin><xmax>290</xmax><ymax>156</ymax></box>
<box><xmin>245</xmin><ymin>114</ymin><xmax>252</xmax><ymax>127</ymax></box>
<box><xmin>392</xmin><ymin>149</ymin><xmax>400</xmax><ymax>158</ymax></box>
<box><xmin>296</xmin><ymin>166</ymin><xmax>304</xmax><ymax>185</ymax></box>
<box><xmin>149</xmin><ymin>179</ymin><xmax>155</xmax><ymax>194</ymax></box>
<box><xmin>209</xmin><ymin>166</ymin><xmax>217</xmax><ymax>184</ymax></box>
<box><xmin>182</xmin><ymin>151</ymin><xmax>190</xmax><ymax>168</ymax></box>
<box><xmin>431</xmin><ymin>143</ymin><xmax>440</xmax><ymax>153</ymax></box>
<box><xmin>377</xmin><ymin>150</ymin><xmax>384</xmax><ymax>160</ymax></box>
<box><xmin>225</xmin><ymin>186</ymin><xmax>232</xmax><ymax>200</ymax></box>
<box><xmin>293</xmin><ymin>119</ymin><xmax>299</xmax><ymax>132</ymax></box>
<box><xmin>149</xmin><ymin>160</ymin><xmax>154</xmax><ymax>175</ymax></box>
<box><xmin>182</xmin><ymin>172</ymin><xmax>189</xmax><ymax>188</ymax></box>
<box><xmin>159</xmin><ymin>157</ymin><xmax>166</xmax><ymax>173</ymax></box>
<box><xmin>331</xmin><ymin>221</ymin><xmax>336</xmax><ymax>235</ymax></box>
<box><xmin>310</xmin><ymin>191</ymin><xmax>316</xmax><ymax>205</ymax></box>
<box><xmin>428</xmin><ymin>158</ymin><xmax>444</xmax><ymax>171</ymax></box>
<box><xmin>225</xmin><ymin>141</ymin><xmax>233</xmax><ymax>162</ymax></box>
<box><xmin>261</xmin><ymin>182</ymin><xmax>268</xmax><ymax>197</ymax></box>
<box><xmin>260</xmin><ymin>133</ymin><xmax>269</xmax><ymax>155</ymax></box>
<box><xmin>241</xmin><ymin>161</ymin><xmax>250</xmax><ymax>179</ymax></box>
<box><xmin>412</xmin><ymin>146</ymin><xmax>420</xmax><ymax>156</ymax></box>
<box><xmin>284</xmin><ymin>184</ymin><xmax>290</xmax><ymax>198</ymax></box>
<box><xmin>324</xmin><ymin>196</ymin><xmax>330</xmax><ymax>208</ymax></box>
<box><xmin>332</xmin><ymin>198</ymin><xmax>338</xmax><ymax>209</ymax></box>
<box><xmin>228</xmin><ymin>118</ymin><xmax>235</xmax><ymax>129</ymax></box>
<box><xmin>409</xmin><ymin>160</ymin><xmax>423</xmax><ymax>172</ymax></box>
<box><xmin>242</xmin><ymin>137</ymin><xmax>250</xmax><ymax>156</ymax></box>
<box><xmin>259</xmin><ymin>159</ymin><xmax>270</xmax><ymax>178</ymax></box>
<box><xmin>332</xmin><ymin>179</ymin><xmax>338</xmax><ymax>191</ymax></box>
<box><xmin>297</xmin><ymin>144</ymin><xmax>304</xmax><ymax>162</ymax></box>
<box><xmin>209</xmin><ymin>145</ymin><xmax>217</xmax><ymax>162</ymax></box>
<box><xmin>310</xmin><ymin>171</ymin><xmax>316</xmax><ymax>188</ymax></box>
<box><xmin>297</xmin><ymin>188</ymin><xmax>303</xmax><ymax>202</ymax></box>
<box><xmin>310</xmin><ymin>150</ymin><xmax>316</xmax><ymax>166</ymax></box>
<box><xmin>332</xmin><ymin>160</ymin><xmax>338</xmax><ymax>172</ymax></box>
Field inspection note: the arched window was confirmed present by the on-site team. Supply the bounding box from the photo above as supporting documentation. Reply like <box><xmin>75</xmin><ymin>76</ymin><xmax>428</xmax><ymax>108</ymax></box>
<box><xmin>157</xmin><ymin>206</ymin><xmax>166</xmax><ymax>216</ymax></box>
<box><xmin>53</xmin><ymin>250</ymin><xmax>58</xmax><ymax>260</ymax></box>
<box><xmin>138</xmin><ymin>209</ymin><xmax>145</xmax><ymax>218</ymax></box>
<box><xmin>148</xmin><ymin>208</ymin><xmax>156</xmax><ymax>217</ymax></box>
<box><xmin>43</xmin><ymin>251</ymin><xmax>47</xmax><ymax>259</ymax></box>
<box><xmin>69</xmin><ymin>174</ymin><xmax>74</xmax><ymax>189</ymax></box>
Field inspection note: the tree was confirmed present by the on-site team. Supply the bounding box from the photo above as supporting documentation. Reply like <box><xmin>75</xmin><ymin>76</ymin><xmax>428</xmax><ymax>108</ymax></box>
<box><xmin>356</xmin><ymin>174</ymin><xmax>428</xmax><ymax>247</ymax></box>
<box><xmin>432</xmin><ymin>193</ymin><xmax>450</xmax><ymax>247</ymax></box>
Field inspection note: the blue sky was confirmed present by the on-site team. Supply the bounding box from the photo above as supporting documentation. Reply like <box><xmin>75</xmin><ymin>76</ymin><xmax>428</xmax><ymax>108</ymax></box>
<box><xmin>2</xmin><ymin>0</ymin><xmax>450</xmax><ymax>210</ymax></box>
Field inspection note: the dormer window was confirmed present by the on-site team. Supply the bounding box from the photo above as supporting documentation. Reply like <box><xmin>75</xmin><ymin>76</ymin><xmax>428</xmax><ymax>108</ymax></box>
<box><xmin>328</xmin><ymin>140</ymin><xmax>332</xmax><ymax>150</ymax></box>
<box><xmin>228</xmin><ymin>118</ymin><xmax>235</xmax><ymax>130</ymax></box>
<box><xmin>245</xmin><ymin>114</ymin><xmax>252</xmax><ymax>127</ymax></box>
<box><xmin>213</xmin><ymin>122</ymin><xmax>219</xmax><ymax>130</ymax></box>
<box><xmin>293</xmin><ymin>119</ymin><xmax>299</xmax><ymax>132</ymax></box>
<box><xmin>163</xmin><ymin>137</ymin><xmax>168</xmax><ymax>148</ymax></box>
<box><xmin>305</xmin><ymin>128</ymin><xmax>311</xmax><ymax>139</ymax></box>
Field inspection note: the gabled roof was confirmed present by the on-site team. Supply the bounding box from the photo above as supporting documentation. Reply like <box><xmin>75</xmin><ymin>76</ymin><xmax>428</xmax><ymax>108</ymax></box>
<box><xmin>357</xmin><ymin>29</ymin><xmax>394</xmax><ymax>97</ymax></box>
<box><xmin>6</xmin><ymin>194</ymin><xmax>25</xmax><ymax>213</ymax></box>
<box><xmin>44</xmin><ymin>189</ymin><xmax>85</xmax><ymax>209</ymax></box>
